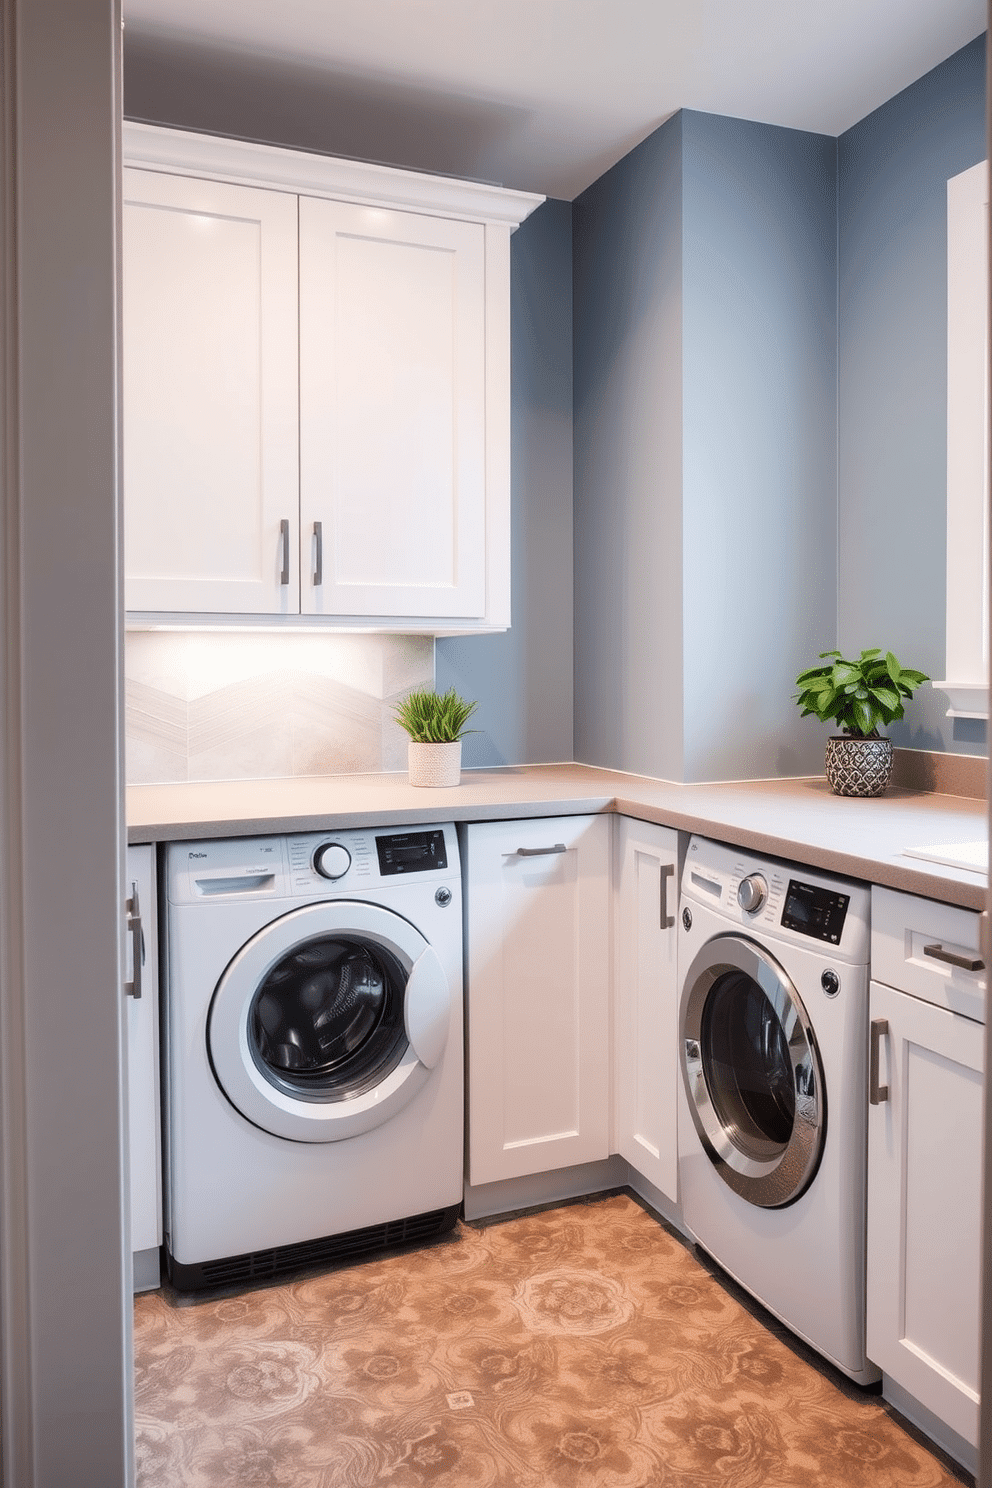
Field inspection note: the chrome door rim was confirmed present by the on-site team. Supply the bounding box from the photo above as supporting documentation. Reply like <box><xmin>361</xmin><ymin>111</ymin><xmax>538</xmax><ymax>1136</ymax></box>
<box><xmin>680</xmin><ymin>933</ymin><xmax>826</xmax><ymax>1207</ymax></box>
<box><xmin>208</xmin><ymin>900</ymin><xmax>451</xmax><ymax>1143</ymax></box>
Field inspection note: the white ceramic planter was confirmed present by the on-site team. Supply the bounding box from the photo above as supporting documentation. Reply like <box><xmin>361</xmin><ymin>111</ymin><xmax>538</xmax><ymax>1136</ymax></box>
<box><xmin>407</xmin><ymin>740</ymin><xmax>462</xmax><ymax>788</ymax></box>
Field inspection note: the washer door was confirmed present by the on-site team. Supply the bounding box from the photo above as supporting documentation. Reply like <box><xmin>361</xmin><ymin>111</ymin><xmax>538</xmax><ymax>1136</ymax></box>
<box><xmin>208</xmin><ymin>900</ymin><xmax>451</xmax><ymax>1143</ymax></box>
<box><xmin>680</xmin><ymin>934</ymin><xmax>825</xmax><ymax>1207</ymax></box>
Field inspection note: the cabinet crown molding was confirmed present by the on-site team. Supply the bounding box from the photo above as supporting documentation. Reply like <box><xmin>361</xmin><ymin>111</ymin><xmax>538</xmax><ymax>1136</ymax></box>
<box><xmin>122</xmin><ymin>120</ymin><xmax>544</xmax><ymax>229</ymax></box>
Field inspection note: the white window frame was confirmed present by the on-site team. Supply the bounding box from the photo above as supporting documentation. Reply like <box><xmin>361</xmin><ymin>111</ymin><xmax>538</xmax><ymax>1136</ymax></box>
<box><xmin>935</xmin><ymin>159</ymin><xmax>989</xmax><ymax>719</ymax></box>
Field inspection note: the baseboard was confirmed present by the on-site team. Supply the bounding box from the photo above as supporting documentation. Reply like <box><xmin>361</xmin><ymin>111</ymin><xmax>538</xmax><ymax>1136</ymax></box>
<box><xmin>882</xmin><ymin>1375</ymin><xmax>977</xmax><ymax>1479</ymax></box>
<box><xmin>133</xmin><ymin>1246</ymin><xmax>161</xmax><ymax>1294</ymax></box>
<box><xmin>462</xmin><ymin>1156</ymin><xmax>627</xmax><ymax>1221</ymax></box>
<box><xmin>623</xmin><ymin>1166</ymin><xmax>689</xmax><ymax>1239</ymax></box>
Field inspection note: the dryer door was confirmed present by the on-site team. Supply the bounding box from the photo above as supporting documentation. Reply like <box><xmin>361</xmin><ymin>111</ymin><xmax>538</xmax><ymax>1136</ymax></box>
<box><xmin>208</xmin><ymin>900</ymin><xmax>451</xmax><ymax>1143</ymax></box>
<box><xmin>680</xmin><ymin>934</ymin><xmax>825</xmax><ymax>1207</ymax></box>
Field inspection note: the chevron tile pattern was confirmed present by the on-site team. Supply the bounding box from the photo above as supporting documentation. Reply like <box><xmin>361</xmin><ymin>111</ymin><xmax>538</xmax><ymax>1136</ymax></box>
<box><xmin>125</xmin><ymin>632</ymin><xmax>433</xmax><ymax>784</ymax></box>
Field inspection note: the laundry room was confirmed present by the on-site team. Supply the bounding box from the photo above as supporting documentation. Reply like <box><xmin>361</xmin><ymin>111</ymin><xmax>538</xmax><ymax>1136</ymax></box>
<box><xmin>2</xmin><ymin>3</ymin><xmax>990</xmax><ymax>1487</ymax></box>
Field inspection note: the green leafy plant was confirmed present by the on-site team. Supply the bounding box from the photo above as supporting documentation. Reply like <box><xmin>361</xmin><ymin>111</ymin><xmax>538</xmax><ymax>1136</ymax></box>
<box><xmin>795</xmin><ymin>649</ymin><xmax>929</xmax><ymax>738</ymax></box>
<box><xmin>393</xmin><ymin>687</ymin><xmax>478</xmax><ymax>744</ymax></box>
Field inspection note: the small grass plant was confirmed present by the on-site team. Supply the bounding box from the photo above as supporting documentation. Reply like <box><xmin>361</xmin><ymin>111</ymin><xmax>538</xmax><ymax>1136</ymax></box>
<box><xmin>795</xmin><ymin>649</ymin><xmax>929</xmax><ymax>738</ymax></box>
<box><xmin>393</xmin><ymin>687</ymin><xmax>478</xmax><ymax>744</ymax></box>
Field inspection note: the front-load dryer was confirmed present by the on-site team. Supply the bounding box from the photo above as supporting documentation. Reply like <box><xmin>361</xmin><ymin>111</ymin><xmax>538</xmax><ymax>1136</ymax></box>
<box><xmin>677</xmin><ymin>835</ymin><xmax>878</xmax><ymax>1383</ymax></box>
<box><xmin>162</xmin><ymin>823</ymin><xmax>463</xmax><ymax>1290</ymax></box>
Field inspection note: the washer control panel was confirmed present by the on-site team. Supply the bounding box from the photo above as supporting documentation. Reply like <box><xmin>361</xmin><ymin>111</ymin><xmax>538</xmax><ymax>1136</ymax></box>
<box><xmin>781</xmin><ymin>879</ymin><xmax>850</xmax><ymax>944</ymax></box>
<box><xmin>376</xmin><ymin>828</ymin><xmax>448</xmax><ymax>876</ymax></box>
<box><xmin>167</xmin><ymin>822</ymin><xmax>459</xmax><ymax>903</ymax></box>
<box><xmin>681</xmin><ymin>834</ymin><xmax>869</xmax><ymax>964</ymax></box>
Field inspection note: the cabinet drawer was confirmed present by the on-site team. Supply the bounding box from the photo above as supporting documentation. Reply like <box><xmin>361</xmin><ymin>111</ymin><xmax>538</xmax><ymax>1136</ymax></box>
<box><xmin>871</xmin><ymin>886</ymin><xmax>985</xmax><ymax>1023</ymax></box>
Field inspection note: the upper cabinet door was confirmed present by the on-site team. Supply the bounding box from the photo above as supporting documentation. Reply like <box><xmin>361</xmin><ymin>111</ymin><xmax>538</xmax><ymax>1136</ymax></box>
<box><xmin>298</xmin><ymin>198</ymin><xmax>487</xmax><ymax>619</ymax></box>
<box><xmin>123</xmin><ymin>169</ymin><xmax>299</xmax><ymax>614</ymax></box>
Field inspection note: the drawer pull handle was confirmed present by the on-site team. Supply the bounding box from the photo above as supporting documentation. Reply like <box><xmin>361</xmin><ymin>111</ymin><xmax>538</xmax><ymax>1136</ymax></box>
<box><xmin>514</xmin><ymin>844</ymin><xmax>567</xmax><ymax>857</ymax></box>
<box><xmin>660</xmin><ymin>862</ymin><xmax>675</xmax><ymax>929</ymax></box>
<box><xmin>869</xmin><ymin>1018</ymin><xmax>888</xmax><ymax>1105</ymax></box>
<box><xmin>923</xmin><ymin>942</ymin><xmax>984</xmax><ymax>973</ymax></box>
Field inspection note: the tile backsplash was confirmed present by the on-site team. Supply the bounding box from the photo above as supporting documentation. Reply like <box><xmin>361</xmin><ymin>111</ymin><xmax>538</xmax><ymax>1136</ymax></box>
<box><xmin>125</xmin><ymin>631</ymin><xmax>434</xmax><ymax>784</ymax></box>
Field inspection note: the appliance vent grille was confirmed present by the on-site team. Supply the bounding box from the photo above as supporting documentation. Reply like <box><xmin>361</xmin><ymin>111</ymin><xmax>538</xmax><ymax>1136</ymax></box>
<box><xmin>168</xmin><ymin>1205</ymin><xmax>459</xmax><ymax>1292</ymax></box>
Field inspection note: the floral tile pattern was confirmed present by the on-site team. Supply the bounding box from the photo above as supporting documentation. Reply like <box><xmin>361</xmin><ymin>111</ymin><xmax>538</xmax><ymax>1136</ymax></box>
<box><xmin>134</xmin><ymin>1193</ymin><xmax>968</xmax><ymax>1488</ymax></box>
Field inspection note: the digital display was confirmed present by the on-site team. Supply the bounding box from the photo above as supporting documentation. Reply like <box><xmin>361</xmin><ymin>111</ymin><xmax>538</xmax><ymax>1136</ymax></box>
<box><xmin>781</xmin><ymin>880</ymin><xmax>850</xmax><ymax>944</ymax></box>
<box><xmin>376</xmin><ymin>829</ymin><xmax>448</xmax><ymax>876</ymax></box>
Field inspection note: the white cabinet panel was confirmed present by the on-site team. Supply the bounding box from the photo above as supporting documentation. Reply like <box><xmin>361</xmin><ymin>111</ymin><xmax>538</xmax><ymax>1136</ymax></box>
<box><xmin>126</xmin><ymin>845</ymin><xmax>162</xmax><ymax>1291</ymax></box>
<box><xmin>463</xmin><ymin>816</ymin><xmax>611</xmax><ymax>1185</ymax></box>
<box><xmin>614</xmin><ymin>818</ymin><xmax>679</xmax><ymax>1201</ymax></box>
<box><xmin>299</xmin><ymin>199</ymin><xmax>487</xmax><ymax>618</ymax></box>
<box><xmin>123</xmin><ymin>169</ymin><xmax>299</xmax><ymax>615</ymax></box>
<box><xmin>867</xmin><ymin>979</ymin><xmax>983</xmax><ymax>1448</ymax></box>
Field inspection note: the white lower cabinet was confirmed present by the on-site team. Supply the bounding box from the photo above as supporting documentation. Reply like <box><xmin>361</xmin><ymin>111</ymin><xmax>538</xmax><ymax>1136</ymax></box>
<box><xmin>126</xmin><ymin>845</ymin><xmax>162</xmax><ymax>1292</ymax></box>
<box><xmin>614</xmin><ymin>817</ymin><xmax>679</xmax><ymax>1202</ymax></box>
<box><xmin>461</xmin><ymin>815</ymin><xmax>611</xmax><ymax>1186</ymax></box>
<box><xmin>867</xmin><ymin>887</ymin><xmax>986</xmax><ymax>1466</ymax></box>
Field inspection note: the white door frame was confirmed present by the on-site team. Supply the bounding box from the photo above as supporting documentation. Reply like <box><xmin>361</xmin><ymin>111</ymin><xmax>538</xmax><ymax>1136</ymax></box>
<box><xmin>0</xmin><ymin>2</ymin><xmax>131</xmax><ymax>1484</ymax></box>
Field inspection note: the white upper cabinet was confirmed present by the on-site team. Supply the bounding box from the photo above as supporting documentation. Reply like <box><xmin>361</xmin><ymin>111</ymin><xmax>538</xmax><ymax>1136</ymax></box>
<box><xmin>299</xmin><ymin>199</ymin><xmax>487</xmax><ymax>619</ymax></box>
<box><xmin>123</xmin><ymin>169</ymin><xmax>300</xmax><ymax>615</ymax></box>
<box><xmin>122</xmin><ymin>124</ymin><xmax>542</xmax><ymax>630</ymax></box>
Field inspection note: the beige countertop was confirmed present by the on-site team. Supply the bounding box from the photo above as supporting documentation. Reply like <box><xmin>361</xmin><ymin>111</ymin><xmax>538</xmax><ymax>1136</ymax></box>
<box><xmin>127</xmin><ymin>762</ymin><xmax>989</xmax><ymax>911</ymax></box>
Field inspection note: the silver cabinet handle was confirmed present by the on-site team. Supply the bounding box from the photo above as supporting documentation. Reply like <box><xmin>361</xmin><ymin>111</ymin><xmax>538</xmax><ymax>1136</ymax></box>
<box><xmin>124</xmin><ymin>882</ymin><xmax>144</xmax><ymax>1000</ymax></box>
<box><xmin>869</xmin><ymin>1018</ymin><xmax>888</xmax><ymax>1105</ymax></box>
<box><xmin>923</xmin><ymin>942</ymin><xmax>984</xmax><ymax>972</ymax></box>
<box><xmin>660</xmin><ymin>862</ymin><xmax>675</xmax><ymax>929</ymax></box>
<box><xmin>313</xmin><ymin>520</ymin><xmax>323</xmax><ymax>586</ymax></box>
<box><xmin>279</xmin><ymin>518</ymin><xmax>290</xmax><ymax>586</ymax></box>
<box><xmin>514</xmin><ymin>843</ymin><xmax>567</xmax><ymax>857</ymax></box>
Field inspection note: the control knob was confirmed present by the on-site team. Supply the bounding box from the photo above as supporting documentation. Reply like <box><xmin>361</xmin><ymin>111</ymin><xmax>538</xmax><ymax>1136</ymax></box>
<box><xmin>737</xmin><ymin>873</ymin><xmax>768</xmax><ymax>914</ymax></box>
<box><xmin>314</xmin><ymin>843</ymin><xmax>351</xmax><ymax>880</ymax></box>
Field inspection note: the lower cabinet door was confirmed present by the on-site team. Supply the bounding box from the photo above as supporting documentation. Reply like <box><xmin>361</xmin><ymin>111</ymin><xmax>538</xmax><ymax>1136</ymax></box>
<box><xmin>126</xmin><ymin>844</ymin><xmax>162</xmax><ymax>1289</ymax></box>
<box><xmin>463</xmin><ymin>815</ymin><xmax>611</xmax><ymax>1186</ymax></box>
<box><xmin>614</xmin><ymin>818</ymin><xmax>679</xmax><ymax>1202</ymax></box>
<box><xmin>867</xmin><ymin>979</ymin><xmax>983</xmax><ymax>1447</ymax></box>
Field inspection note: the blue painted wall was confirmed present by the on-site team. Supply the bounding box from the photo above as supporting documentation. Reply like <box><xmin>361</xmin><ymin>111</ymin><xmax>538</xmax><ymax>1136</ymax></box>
<box><xmin>574</xmin><ymin>36</ymin><xmax>985</xmax><ymax>782</ymax></box>
<box><xmin>573</xmin><ymin>110</ymin><xmax>838</xmax><ymax>782</ymax></box>
<box><xmin>436</xmin><ymin>198</ymin><xmax>575</xmax><ymax>768</ymax></box>
<box><xmin>838</xmin><ymin>35</ymin><xmax>987</xmax><ymax>755</ymax></box>
<box><xmin>572</xmin><ymin>113</ymin><xmax>685</xmax><ymax>780</ymax></box>
<box><xmin>682</xmin><ymin>113</ymin><xmax>838</xmax><ymax>780</ymax></box>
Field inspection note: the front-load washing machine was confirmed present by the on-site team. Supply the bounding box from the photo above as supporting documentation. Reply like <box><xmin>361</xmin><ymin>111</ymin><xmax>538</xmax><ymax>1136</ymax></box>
<box><xmin>162</xmin><ymin>822</ymin><xmax>463</xmax><ymax>1290</ymax></box>
<box><xmin>678</xmin><ymin>835</ymin><xmax>878</xmax><ymax>1383</ymax></box>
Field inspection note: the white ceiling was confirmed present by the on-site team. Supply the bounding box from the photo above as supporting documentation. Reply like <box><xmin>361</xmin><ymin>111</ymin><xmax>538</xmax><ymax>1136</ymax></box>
<box><xmin>122</xmin><ymin>0</ymin><xmax>987</xmax><ymax>198</ymax></box>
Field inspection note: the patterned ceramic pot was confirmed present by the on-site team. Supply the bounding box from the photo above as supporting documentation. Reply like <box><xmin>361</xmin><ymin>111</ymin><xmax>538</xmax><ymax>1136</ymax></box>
<box><xmin>408</xmin><ymin>740</ymin><xmax>462</xmax><ymax>788</ymax></box>
<box><xmin>824</xmin><ymin>736</ymin><xmax>893</xmax><ymax>798</ymax></box>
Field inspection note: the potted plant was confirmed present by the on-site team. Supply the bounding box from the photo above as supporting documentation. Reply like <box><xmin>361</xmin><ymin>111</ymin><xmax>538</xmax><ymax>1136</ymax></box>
<box><xmin>794</xmin><ymin>649</ymin><xmax>929</xmax><ymax>797</ymax></box>
<box><xmin>393</xmin><ymin>687</ymin><xmax>478</xmax><ymax>788</ymax></box>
